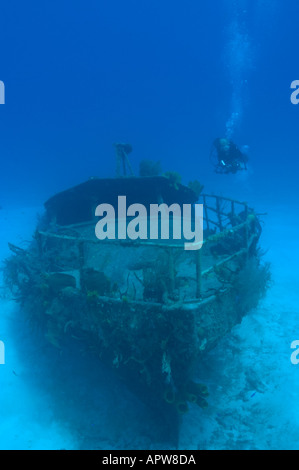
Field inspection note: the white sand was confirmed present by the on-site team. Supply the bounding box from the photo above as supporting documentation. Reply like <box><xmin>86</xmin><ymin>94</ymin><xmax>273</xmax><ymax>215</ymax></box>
<box><xmin>0</xmin><ymin>206</ymin><xmax>76</xmax><ymax>450</ymax></box>
<box><xmin>180</xmin><ymin>207</ymin><xmax>299</xmax><ymax>449</ymax></box>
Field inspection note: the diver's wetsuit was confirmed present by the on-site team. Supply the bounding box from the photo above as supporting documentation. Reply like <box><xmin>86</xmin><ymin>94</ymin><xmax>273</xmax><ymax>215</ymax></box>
<box><xmin>213</xmin><ymin>138</ymin><xmax>248</xmax><ymax>174</ymax></box>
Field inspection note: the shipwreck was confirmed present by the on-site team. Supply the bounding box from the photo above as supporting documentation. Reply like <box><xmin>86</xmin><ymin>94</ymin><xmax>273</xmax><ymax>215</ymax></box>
<box><xmin>3</xmin><ymin>153</ymin><xmax>270</xmax><ymax>444</ymax></box>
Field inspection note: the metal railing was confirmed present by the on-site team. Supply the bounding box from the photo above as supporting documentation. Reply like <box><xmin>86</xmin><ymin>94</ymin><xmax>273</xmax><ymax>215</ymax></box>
<box><xmin>36</xmin><ymin>195</ymin><xmax>260</xmax><ymax>302</ymax></box>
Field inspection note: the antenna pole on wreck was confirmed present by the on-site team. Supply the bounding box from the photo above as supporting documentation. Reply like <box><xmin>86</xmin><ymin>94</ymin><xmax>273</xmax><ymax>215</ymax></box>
<box><xmin>114</xmin><ymin>143</ymin><xmax>134</xmax><ymax>177</ymax></box>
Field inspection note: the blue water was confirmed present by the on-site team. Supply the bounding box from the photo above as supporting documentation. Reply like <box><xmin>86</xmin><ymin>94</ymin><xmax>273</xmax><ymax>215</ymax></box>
<box><xmin>0</xmin><ymin>0</ymin><xmax>299</xmax><ymax>449</ymax></box>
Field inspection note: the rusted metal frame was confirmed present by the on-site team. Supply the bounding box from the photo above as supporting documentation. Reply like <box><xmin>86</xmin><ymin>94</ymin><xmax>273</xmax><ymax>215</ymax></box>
<box><xmin>203</xmin><ymin>202</ymin><xmax>244</xmax><ymax>230</ymax></box>
<box><xmin>202</xmin><ymin>194</ymin><xmax>249</xmax><ymax>229</ymax></box>
<box><xmin>202</xmin><ymin>195</ymin><xmax>210</xmax><ymax>232</ymax></box>
<box><xmin>201</xmin><ymin>248</ymin><xmax>246</xmax><ymax>278</ymax></box>
<box><xmin>231</xmin><ymin>200</ymin><xmax>235</xmax><ymax>221</ymax></box>
<box><xmin>38</xmin><ymin>210</ymin><xmax>257</xmax><ymax>304</ymax></box>
<box><xmin>202</xmin><ymin>193</ymin><xmax>248</xmax><ymax>207</ymax></box>
<box><xmin>202</xmin><ymin>219</ymin><xmax>248</xmax><ymax>245</ymax></box>
<box><xmin>215</xmin><ymin>196</ymin><xmax>223</xmax><ymax>232</ymax></box>
<box><xmin>202</xmin><ymin>218</ymin><xmax>222</xmax><ymax>229</ymax></box>
<box><xmin>195</xmin><ymin>249</ymin><xmax>202</xmax><ymax>299</ymax></box>
<box><xmin>204</xmin><ymin>203</ymin><xmax>232</xmax><ymax>217</ymax></box>
<box><xmin>38</xmin><ymin>230</ymin><xmax>186</xmax><ymax>249</ymax></box>
<box><xmin>201</xmin><ymin>231</ymin><xmax>258</xmax><ymax>279</ymax></box>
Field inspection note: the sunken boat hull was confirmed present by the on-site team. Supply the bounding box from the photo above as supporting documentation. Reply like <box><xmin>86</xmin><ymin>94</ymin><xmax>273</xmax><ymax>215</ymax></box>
<box><xmin>3</xmin><ymin>176</ymin><xmax>270</xmax><ymax>443</ymax></box>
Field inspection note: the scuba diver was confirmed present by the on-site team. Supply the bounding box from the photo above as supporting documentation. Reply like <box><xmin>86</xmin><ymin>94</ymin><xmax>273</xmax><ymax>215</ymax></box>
<box><xmin>210</xmin><ymin>138</ymin><xmax>248</xmax><ymax>174</ymax></box>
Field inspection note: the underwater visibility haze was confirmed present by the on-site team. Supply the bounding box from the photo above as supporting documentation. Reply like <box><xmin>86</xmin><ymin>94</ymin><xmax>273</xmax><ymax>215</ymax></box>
<box><xmin>0</xmin><ymin>0</ymin><xmax>299</xmax><ymax>450</ymax></box>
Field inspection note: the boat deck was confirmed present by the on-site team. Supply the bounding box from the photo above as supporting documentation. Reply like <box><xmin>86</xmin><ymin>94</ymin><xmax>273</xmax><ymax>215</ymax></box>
<box><xmin>36</xmin><ymin>194</ymin><xmax>261</xmax><ymax>304</ymax></box>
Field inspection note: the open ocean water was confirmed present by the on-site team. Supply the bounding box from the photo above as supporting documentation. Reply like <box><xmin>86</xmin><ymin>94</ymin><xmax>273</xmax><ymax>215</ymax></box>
<box><xmin>1</xmin><ymin>0</ymin><xmax>299</xmax><ymax>451</ymax></box>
